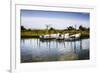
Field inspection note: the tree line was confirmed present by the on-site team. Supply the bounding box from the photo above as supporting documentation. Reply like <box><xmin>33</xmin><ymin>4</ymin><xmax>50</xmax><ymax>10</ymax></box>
<box><xmin>21</xmin><ymin>25</ymin><xmax>89</xmax><ymax>31</ymax></box>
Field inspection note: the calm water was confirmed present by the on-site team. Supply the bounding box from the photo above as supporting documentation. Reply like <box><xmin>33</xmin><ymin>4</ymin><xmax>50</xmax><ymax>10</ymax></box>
<box><xmin>21</xmin><ymin>38</ymin><xmax>89</xmax><ymax>63</ymax></box>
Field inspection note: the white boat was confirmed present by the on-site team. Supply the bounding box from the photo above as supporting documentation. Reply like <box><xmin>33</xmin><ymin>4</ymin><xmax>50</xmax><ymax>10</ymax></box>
<box><xmin>40</xmin><ymin>33</ymin><xmax>59</xmax><ymax>40</ymax></box>
<box><xmin>66</xmin><ymin>33</ymin><xmax>81</xmax><ymax>41</ymax></box>
<box><xmin>56</xmin><ymin>33</ymin><xmax>69</xmax><ymax>40</ymax></box>
<box><xmin>64</xmin><ymin>33</ymin><xmax>70</xmax><ymax>40</ymax></box>
<box><xmin>40</xmin><ymin>33</ymin><xmax>81</xmax><ymax>41</ymax></box>
<box><xmin>50</xmin><ymin>33</ymin><xmax>59</xmax><ymax>38</ymax></box>
<box><xmin>70</xmin><ymin>33</ymin><xmax>80</xmax><ymax>38</ymax></box>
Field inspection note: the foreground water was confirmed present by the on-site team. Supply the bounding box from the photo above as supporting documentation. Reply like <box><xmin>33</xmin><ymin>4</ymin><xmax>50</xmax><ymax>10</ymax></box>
<box><xmin>21</xmin><ymin>38</ymin><xmax>89</xmax><ymax>63</ymax></box>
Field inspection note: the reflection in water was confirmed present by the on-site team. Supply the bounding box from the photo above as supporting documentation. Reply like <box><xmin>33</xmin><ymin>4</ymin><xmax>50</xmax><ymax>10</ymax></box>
<box><xmin>21</xmin><ymin>39</ymin><xmax>89</xmax><ymax>63</ymax></box>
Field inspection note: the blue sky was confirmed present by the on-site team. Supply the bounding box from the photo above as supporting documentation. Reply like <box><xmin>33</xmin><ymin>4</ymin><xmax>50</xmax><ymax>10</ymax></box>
<box><xmin>21</xmin><ymin>9</ymin><xmax>90</xmax><ymax>29</ymax></box>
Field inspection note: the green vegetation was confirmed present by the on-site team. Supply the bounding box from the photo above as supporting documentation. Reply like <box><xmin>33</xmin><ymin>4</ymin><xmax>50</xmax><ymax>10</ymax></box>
<box><xmin>21</xmin><ymin>25</ymin><xmax>90</xmax><ymax>39</ymax></box>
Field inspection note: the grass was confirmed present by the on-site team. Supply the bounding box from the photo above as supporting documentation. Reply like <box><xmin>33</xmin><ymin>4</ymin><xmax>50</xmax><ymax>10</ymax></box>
<box><xmin>21</xmin><ymin>29</ymin><xmax>89</xmax><ymax>39</ymax></box>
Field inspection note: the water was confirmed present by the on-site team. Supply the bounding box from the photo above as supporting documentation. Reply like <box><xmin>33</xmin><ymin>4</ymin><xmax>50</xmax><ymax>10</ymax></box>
<box><xmin>21</xmin><ymin>38</ymin><xmax>89</xmax><ymax>63</ymax></box>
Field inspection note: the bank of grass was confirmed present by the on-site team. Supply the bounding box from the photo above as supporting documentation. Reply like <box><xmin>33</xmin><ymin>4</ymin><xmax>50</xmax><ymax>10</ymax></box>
<box><xmin>21</xmin><ymin>29</ymin><xmax>89</xmax><ymax>39</ymax></box>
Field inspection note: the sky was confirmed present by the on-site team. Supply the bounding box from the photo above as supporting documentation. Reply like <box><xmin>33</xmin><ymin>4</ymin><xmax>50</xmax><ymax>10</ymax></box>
<box><xmin>21</xmin><ymin>9</ymin><xmax>90</xmax><ymax>29</ymax></box>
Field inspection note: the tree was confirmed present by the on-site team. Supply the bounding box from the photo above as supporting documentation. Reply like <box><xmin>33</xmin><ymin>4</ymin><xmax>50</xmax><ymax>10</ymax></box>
<box><xmin>21</xmin><ymin>26</ymin><xmax>26</xmax><ymax>30</ymax></box>
<box><xmin>49</xmin><ymin>27</ymin><xmax>55</xmax><ymax>31</ymax></box>
<box><xmin>27</xmin><ymin>29</ymin><xmax>31</xmax><ymax>31</ymax></box>
<box><xmin>79</xmin><ymin>25</ymin><xmax>87</xmax><ymax>31</ymax></box>
<box><xmin>67</xmin><ymin>26</ymin><xmax>75</xmax><ymax>30</ymax></box>
<box><xmin>45</xmin><ymin>24</ymin><xmax>51</xmax><ymax>34</ymax></box>
<box><xmin>87</xmin><ymin>28</ymin><xmax>90</xmax><ymax>31</ymax></box>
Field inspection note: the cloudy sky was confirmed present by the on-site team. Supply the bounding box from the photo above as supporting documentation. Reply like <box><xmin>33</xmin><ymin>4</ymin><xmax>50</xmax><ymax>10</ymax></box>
<box><xmin>21</xmin><ymin>9</ymin><xmax>90</xmax><ymax>29</ymax></box>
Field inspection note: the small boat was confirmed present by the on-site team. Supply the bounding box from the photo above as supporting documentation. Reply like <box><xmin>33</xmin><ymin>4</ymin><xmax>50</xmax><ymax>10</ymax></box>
<box><xmin>65</xmin><ymin>33</ymin><xmax>81</xmax><ymax>41</ymax></box>
<box><xmin>71</xmin><ymin>33</ymin><xmax>80</xmax><ymax>39</ymax></box>
<box><xmin>39</xmin><ymin>33</ymin><xmax>81</xmax><ymax>41</ymax></box>
<box><xmin>55</xmin><ymin>33</ymin><xmax>64</xmax><ymax>40</ymax></box>
<box><xmin>39</xmin><ymin>34</ymin><xmax>58</xmax><ymax>40</ymax></box>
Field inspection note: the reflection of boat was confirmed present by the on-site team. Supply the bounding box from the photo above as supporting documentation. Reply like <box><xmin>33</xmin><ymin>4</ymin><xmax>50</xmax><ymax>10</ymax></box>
<box><xmin>39</xmin><ymin>33</ymin><xmax>81</xmax><ymax>41</ymax></box>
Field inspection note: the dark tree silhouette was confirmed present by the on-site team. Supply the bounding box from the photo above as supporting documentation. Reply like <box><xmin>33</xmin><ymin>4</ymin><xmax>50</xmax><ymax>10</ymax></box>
<box><xmin>67</xmin><ymin>26</ymin><xmax>75</xmax><ymax>30</ymax></box>
<box><xmin>49</xmin><ymin>27</ymin><xmax>55</xmax><ymax>31</ymax></box>
<box><xmin>21</xmin><ymin>26</ymin><xmax>26</xmax><ymax>30</ymax></box>
<box><xmin>79</xmin><ymin>25</ymin><xmax>88</xmax><ymax>31</ymax></box>
<box><xmin>27</xmin><ymin>29</ymin><xmax>31</xmax><ymax>31</ymax></box>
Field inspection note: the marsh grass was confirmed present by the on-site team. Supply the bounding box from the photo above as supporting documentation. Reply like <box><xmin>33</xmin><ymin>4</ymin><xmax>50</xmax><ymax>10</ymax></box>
<box><xmin>21</xmin><ymin>29</ymin><xmax>89</xmax><ymax>39</ymax></box>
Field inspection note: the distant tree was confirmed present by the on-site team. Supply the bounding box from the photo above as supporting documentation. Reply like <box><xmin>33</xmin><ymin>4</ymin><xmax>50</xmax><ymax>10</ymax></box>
<box><xmin>48</xmin><ymin>27</ymin><xmax>55</xmax><ymax>34</ymax></box>
<box><xmin>45</xmin><ymin>24</ymin><xmax>51</xmax><ymax>30</ymax></box>
<box><xmin>27</xmin><ymin>29</ymin><xmax>31</xmax><ymax>31</ymax></box>
<box><xmin>87</xmin><ymin>27</ymin><xmax>90</xmax><ymax>31</ymax></box>
<box><xmin>21</xmin><ymin>26</ymin><xmax>26</xmax><ymax>30</ymax></box>
<box><xmin>79</xmin><ymin>25</ymin><xmax>87</xmax><ymax>31</ymax></box>
<box><xmin>67</xmin><ymin>26</ymin><xmax>75</xmax><ymax>30</ymax></box>
<box><xmin>49</xmin><ymin>27</ymin><xmax>55</xmax><ymax>31</ymax></box>
<box><xmin>45</xmin><ymin>24</ymin><xmax>51</xmax><ymax>34</ymax></box>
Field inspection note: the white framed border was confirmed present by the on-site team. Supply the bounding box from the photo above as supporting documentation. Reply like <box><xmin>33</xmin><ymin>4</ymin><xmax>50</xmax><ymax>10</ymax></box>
<box><xmin>11</xmin><ymin>3</ymin><xmax>96</xmax><ymax>73</ymax></box>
